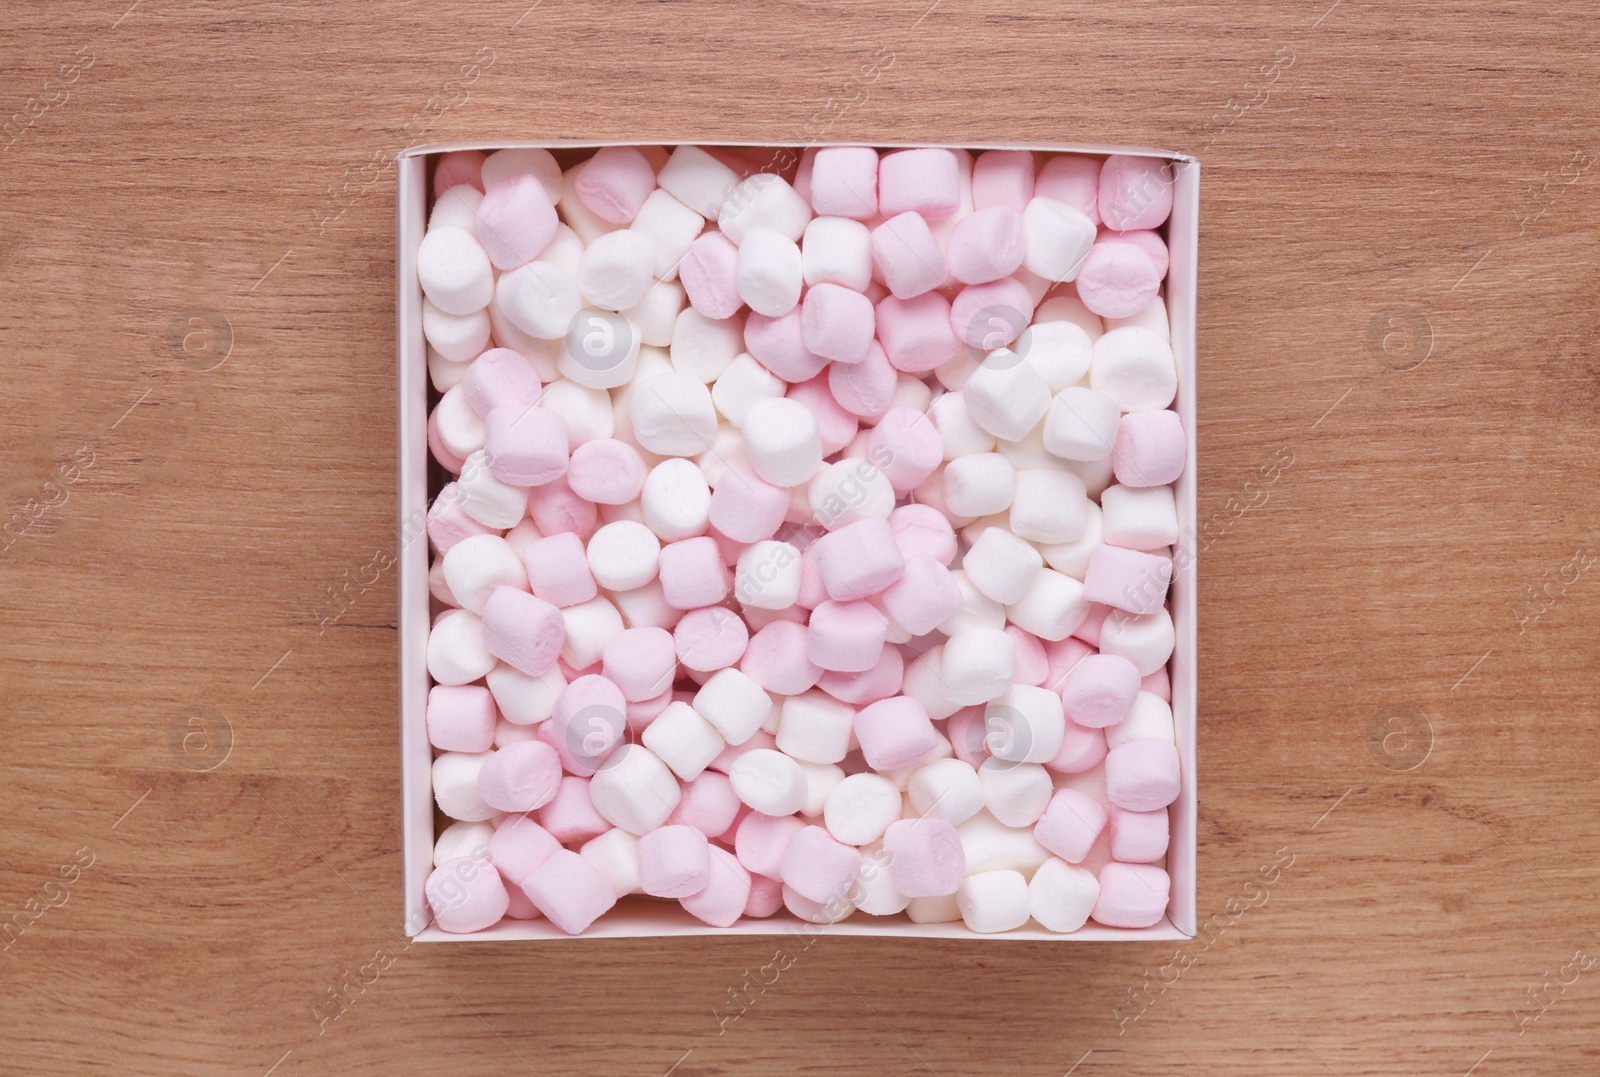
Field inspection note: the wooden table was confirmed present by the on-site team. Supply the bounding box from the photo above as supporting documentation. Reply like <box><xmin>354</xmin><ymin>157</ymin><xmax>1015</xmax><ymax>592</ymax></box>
<box><xmin>3</xmin><ymin>1</ymin><xmax>1596</xmax><ymax>1073</ymax></box>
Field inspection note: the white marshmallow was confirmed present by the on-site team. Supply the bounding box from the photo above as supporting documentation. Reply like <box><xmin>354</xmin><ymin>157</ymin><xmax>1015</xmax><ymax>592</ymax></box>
<box><xmin>435</xmin><ymin>384</ymin><xmax>486</xmax><ymax>458</ymax></box>
<box><xmin>901</xmin><ymin>644</ymin><xmax>961</xmax><ymax>720</ymax></box>
<box><xmin>497</xmin><ymin>261</ymin><xmax>581</xmax><ymax>340</ymax></box>
<box><xmin>718</xmin><ymin>174</ymin><xmax>811</xmax><ymax>243</ymax></box>
<box><xmin>1106</xmin><ymin>293</ymin><xmax>1171</xmax><ymax>339</ymax></box>
<box><xmin>1016</xmin><ymin>319</ymin><xmax>1093</xmax><ymax>391</ymax></box>
<box><xmin>502</xmin><ymin>519</ymin><xmax>544</xmax><ymax>559</ymax></box>
<box><xmin>487</xmin><ymin>290</ymin><xmax>562</xmax><ymax>381</ymax></box>
<box><xmin>807</xmin><ymin>460</ymin><xmax>895</xmax><ymax>529</ymax></box>
<box><xmin>743</xmin><ymin>397</ymin><xmax>822</xmax><ymax>487</ymax></box>
<box><xmin>429</xmin><ymin>184</ymin><xmax>483</xmax><ymax>232</ymax></box>
<box><xmin>712</xmin><ymin>352</ymin><xmax>788</xmax><ymax>427</ymax></box>
<box><xmin>983</xmin><ymin>684</ymin><xmax>1065</xmax><ymax>765</ymax></box>
<box><xmin>641</xmin><ymin>458</ymin><xmax>712</xmax><ymax>541</ymax></box>
<box><xmin>1107</xmin><ymin>691</ymin><xmax>1176</xmax><ymax>748</ymax></box>
<box><xmin>963</xmin><ymin>359</ymin><xmax>1051</xmax><ymax>442</ymax></box>
<box><xmin>539</xmin><ymin>379</ymin><xmax>614</xmax><ymax>446</ymax></box>
<box><xmin>1042</xmin><ymin>386</ymin><xmax>1120</xmax><ymax>461</ymax></box>
<box><xmin>629</xmin><ymin>372</ymin><xmax>718</xmax><ymax>456</ymax></box>
<box><xmin>589</xmin><ymin>744</ymin><xmax>681</xmax><ymax>833</ymax></box>
<box><xmin>537</xmin><ymin>224</ymin><xmax>586</xmax><ymax>279</ymax></box>
<box><xmin>432</xmin><ymin>751</ymin><xmax>497</xmax><ymax>821</ymax></box>
<box><xmin>694</xmin><ymin>668</ymin><xmax>773</xmax><ymax>746</ymax></box>
<box><xmin>736</xmin><ymin>229</ymin><xmax>804</xmax><ymax>316</ymax></box>
<box><xmin>1100</xmin><ymin>483</ymin><xmax>1180</xmax><ymax>551</ymax></box>
<box><xmin>1022</xmin><ymin>197</ymin><xmax>1096</xmax><ymax>282</ymax></box>
<box><xmin>1040</xmin><ymin>502</ymin><xmax>1104</xmax><ymax>580</ymax></box>
<box><xmin>889</xmin><ymin>373</ymin><xmax>934</xmax><ymax>416</ymax></box>
<box><xmin>1098</xmin><ymin>608</ymin><xmax>1176</xmax><ymax>677</ymax></box>
<box><xmin>905</xmin><ymin>758</ymin><xmax>985</xmax><ymax>825</ymax></box>
<box><xmin>1090</xmin><ymin>327</ymin><xmax>1177</xmax><ymax>413</ymax></box>
<box><xmin>611</xmin><ymin>579</ymin><xmax>683</xmax><ymax>631</ymax></box>
<box><xmin>774</xmin><ymin>690</ymin><xmax>855</xmax><ymax>764</ymax></box>
<box><xmin>941</xmin><ymin>626</ymin><xmax>1016</xmax><ymax>706</ymax></box>
<box><xmin>442</xmin><ymin>534</ymin><xmax>528</xmax><ymax>614</ymax></box>
<box><xmin>695</xmin><ymin>423</ymin><xmax>748</xmax><ymax>488</ymax></box>
<box><xmin>906</xmin><ymin>892</ymin><xmax>962</xmax><ymax>923</ymax></box>
<box><xmin>735</xmin><ymin>540</ymin><xmax>803</xmax><ymax>610</ymax></box>
<box><xmin>957</xmin><ymin>869</ymin><xmax>1032</xmax><ymax>933</ymax></box>
<box><xmin>560</xmin><ymin>596</ymin><xmax>624</xmax><ymax>670</ymax></box>
<box><xmin>1036</xmin><ymin>292</ymin><xmax>1104</xmax><ymax>341</ymax></box>
<box><xmin>657</xmin><ymin>145</ymin><xmax>741</xmax><ymax>218</ymax></box>
<box><xmin>963</xmin><ymin>527</ymin><xmax>1043</xmax><ymax>606</ymax></box>
<box><xmin>823</xmin><ymin>773</ymin><xmax>901</xmax><ymax>845</ymax></box>
<box><xmin>934</xmin><ymin>347</ymin><xmax>981</xmax><ymax>392</ymax></box>
<box><xmin>854</xmin><ymin>843</ymin><xmax>910</xmax><ymax>916</ymax></box>
<box><xmin>456</xmin><ymin>451</ymin><xmax>528</xmax><ymax>529</ymax></box>
<box><xmin>586</xmin><ymin>520</ymin><xmax>661</xmax><ymax>591</ymax></box>
<box><xmin>1005</xmin><ymin>569</ymin><xmax>1090</xmax><ymax>641</ymax></box>
<box><xmin>557</xmin><ymin>310</ymin><xmax>641</xmax><ymax>391</ymax></box>
<box><xmin>995</xmin><ymin>425</ymin><xmax>1057</xmax><ymax>473</ymax></box>
<box><xmin>797</xmin><ymin>759</ymin><xmax>845</xmax><ymax>816</ymax></box>
<box><xmin>943</xmin><ymin>453</ymin><xmax>1015</xmax><ymax>518</ymax></box>
<box><xmin>1063</xmin><ymin>454</ymin><xmax>1115</xmax><ymax>499</ymax></box>
<box><xmin>927</xmin><ymin>391</ymin><xmax>997</xmax><ymax>460</ymax></box>
<box><xmin>482</xmin><ymin>147</ymin><xmax>562</xmax><ymax>201</ymax></box>
<box><xmin>1030</xmin><ymin>858</ymin><xmax>1100</xmax><ymax>932</ymax></box>
<box><xmin>641</xmin><ymin>700</ymin><xmax>726</xmax><ymax>781</ymax></box>
<box><xmin>979</xmin><ymin>759</ymin><xmax>1052</xmax><ymax>828</ymax></box>
<box><xmin>487</xmin><ymin>663</ymin><xmax>565</xmax><ymax>725</ymax></box>
<box><xmin>957</xmin><ymin>809</ymin><xmax>1050</xmax><ymax>875</ymax></box>
<box><xmin>1008</xmin><ymin>469</ymin><xmax>1089</xmax><ymax>545</ymax></box>
<box><xmin>938</xmin><ymin>569</ymin><xmax>1007</xmax><ymax>635</ymax></box>
<box><xmin>729</xmin><ymin>748</ymin><xmax>808</xmax><ymax>815</ymax></box>
<box><xmin>580</xmin><ymin>827</ymin><xmax>642</xmax><ymax>897</ymax></box>
<box><xmin>558</xmin><ymin>165</ymin><xmax>620</xmax><ymax>245</ymax></box>
<box><xmin>434</xmin><ymin>819</ymin><xmax>494</xmax><ymax>866</ymax></box>
<box><xmin>630</xmin><ymin>189</ymin><xmax>704</xmax><ymax>279</ymax></box>
<box><xmin>577</xmin><ymin>229</ymin><xmax>656</xmax><ymax>312</ymax></box>
<box><xmin>428</xmin><ymin>346</ymin><xmax>471</xmax><ymax>393</ymax></box>
<box><xmin>423</xmin><ymin>298</ymin><xmax>491</xmax><ymax>362</ymax></box>
<box><xmin>669</xmin><ymin>308</ymin><xmax>743</xmax><ymax>383</ymax></box>
<box><xmin>418</xmin><ymin>225</ymin><xmax>494</xmax><ymax>315</ymax></box>
<box><xmin>625</xmin><ymin>279</ymin><xmax>686</xmax><ymax>348</ymax></box>
<box><xmin>802</xmin><ymin>216</ymin><xmax>873</xmax><ymax>291</ymax></box>
<box><xmin>429</xmin><ymin>556</ymin><xmax>459</xmax><ymax>607</ymax></box>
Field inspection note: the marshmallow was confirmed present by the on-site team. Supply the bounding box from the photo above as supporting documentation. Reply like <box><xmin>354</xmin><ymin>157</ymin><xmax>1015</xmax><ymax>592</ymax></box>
<box><xmin>744</xmin><ymin>308</ymin><xmax>829</xmax><ymax>382</ymax></box>
<box><xmin>442</xmin><ymin>534</ymin><xmax>528</xmax><ymax>615</ymax></box>
<box><xmin>802</xmin><ymin>215</ymin><xmax>873</xmax><ymax>290</ymax></box>
<box><xmin>434</xmin><ymin>385</ymin><xmax>486</xmax><ymax>459</ymax></box>
<box><xmin>801</xmin><ymin>282</ymin><xmax>875</xmax><ymax>363</ymax></box>
<box><xmin>1034</xmin><ymin>788</ymin><xmax>1108</xmax><ymax>864</ymax></box>
<box><xmin>1040</xmin><ymin>501</ymin><xmax>1104</xmax><ymax>580</ymax></box>
<box><xmin>1083</xmin><ymin>545</ymin><xmax>1171</xmax><ymax>615</ymax></box>
<box><xmin>814</xmin><ymin>518</ymin><xmax>904</xmax><ymax>601</ymax></box>
<box><xmin>882</xmin><ymin>817</ymin><xmax>964</xmax><ymax>897</ymax></box>
<box><xmin>1029</xmin><ymin>858</ymin><xmax>1099</xmax><ymax>932</ymax></box>
<box><xmin>871</xmin><ymin>212</ymin><xmax>948</xmax><ymax>299</ymax></box>
<box><xmin>566</xmin><ymin>438</ymin><xmax>646</xmax><ymax>506</ymax></box>
<box><xmin>789</xmin><ymin>374</ymin><xmax>861</xmax><ymax>454</ymax></box>
<box><xmin>426</xmin><ymin>856</ymin><xmax>509</xmax><ymax>933</ymax></box>
<box><xmin>482</xmin><ymin>406</ymin><xmax>567</xmax><ymax>490</ymax></box>
<box><xmin>630</xmin><ymin>372</ymin><xmax>718</xmax><ymax>456</ymax></box>
<box><xmin>521</xmin><ymin>531</ymin><xmax>598</xmax><ymax>609</ymax></box>
<box><xmin>537</xmin><ymin>380</ymin><xmax>614</xmax><ymax>447</ymax></box>
<box><xmin>1021</xmin><ymin>197</ymin><xmax>1097</xmax><ymax>283</ymax></box>
<box><xmin>889</xmin><ymin>504</ymin><xmax>958</xmax><ymax>565</ymax></box>
<box><xmin>1100</xmin><ymin>483</ymin><xmax>1179</xmax><ymax>552</ymax></box>
<box><xmin>971</xmin><ymin>150</ymin><xmax>1034</xmax><ymax>211</ymax></box>
<box><xmin>1015</xmin><ymin>319</ymin><xmax>1094</xmax><ymax>392</ymax></box>
<box><xmin>1090</xmin><ymin>326</ymin><xmax>1176</xmax><ymax>412</ymax></box>
<box><xmin>926</xmin><ymin>391</ymin><xmax>997</xmax><ymax>460</ymax></box>
<box><xmin>599</xmin><ymin>626</ymin><xmax>676</xmax><ymax>703</ymax></box>
<box><xmin>729</xmin><ymin>748</ymin><xmax>808</xmax><ymax>815</ymax></box>
<box><xmin>435</xmin><ymin>150</ymin><xmax>486</xmax><ymax>195</ymax></box>
<box><xmin>709</xmin><ymin>466</ymin><xmax>788</xmax><ymax>542</ymax></box>
<box><xmin>1074</xmin><ymin>239</ymin><xmax>1162</xmax><ymax>319</ymax></box>
<box><xmin>432</xmin><ymin>751</ymin><xmax>496</xmax><ymax>821</ymax></box>
<box><xmin>976</xmin><ymin>756</ymin><xmax>1053</xmax><ymax>827</ymax></box>
<box><xmin>734</xmin><ymin>811</ymin><xmax>806</xmax><ymax>879</ymax></box>
<box><xmin>947</xmin><ymin>206</ymin><xmax>1027</xmax><ymax>285</ymax></box>
<box><xmin>957</xmin><ymin>869</ymin><xmax>1030</xmax><ymax>933</ymax></box>
<box><xmin>558</xmin><ymin>595</ymin><xmax>624</xmax><ymax>670</ymax></box>
<box><xmin>853</xmin><ymin>843</ymin><xmax>911</xmax><ymax>916</ymax></box>
<box><xmin>478</xmin><ymin>741</ymin><xmax>563</xmax><ymax>813</ymax></box>
<box><xmin>878</xmin><ymin>148</ymin><xmax>960</xmax><ymax>219</ymax></box>
<box><xmin>428</xmin><ymin>609</ymin><xmax>497</xmax><ymax>686</ymax></box>
<box><xmin>1042</xmin><ymin>386</ymin><xmax>1120</xmax><ymax>462</ymax></box>
<box><xmin>587</xmin><ymin>744</ymin><xmax>681</xmax><ymax>834</ymax></box>
<box><xmin>463</xmin><ymin>348</ymin><xmax>542</xmax><ymax>418</ymax></box>
<box><xmin>423</xmin><ymin>300</ymin><xmax>491</xmax><ymax>362</ymax></box>
<box><xmin>569</xmin><ymin>229</ymin><xmax>655</xmax><ymax>313</ymax></box>
<box><xmin>631</xmin><ymin>188</ymin><xmax>704</xmax><ymax>278</ymax></box>
<box><xmin>639</xmin><ymin>458</ymin><xmax>711</xmax><ymax>542</ymax></box>
<box><xmin>1092</xmin><ymin>862</ymin><xmax>1170</xmax><ymax>929</ymax></box>
<box><xmin>942</xmin><ymin>453</ymin><xmax>1015</xmax><ymax>518</ymax></box>
<box><xmin>742</xmin><ymin>397</ymin><xmax>823</xmax><ymax>487</ymax></box>
<box><xmin>434</xmin><ymin>819</ymin><xmax>494</xmax><ymax>867</ymax></box>
<box><xmin>496</xmin><ymin>261</ymin><xmax>582</xmax><ymax>340</ymax></box>
<box><xmin>773</xmin><ymin>689</ymin><xmax>855</xmax><ymax>764</ymax></box>
<box><xmin>941</xmin><ymin>627</ymin><xmax>1016</xmax><ymax>706</ymax></box>
<box><xmin>736</xmin><ymin>229</ymin><xmax>804</xmax><ymax>316</ymax></box>
<box><xmin>828</xmin><ymin>342</ymin><xmax>898</xmax><ymax>420</ymax></box>
<box><xmin>718</xmin><ymin>174</ymin><xmax>811</xmax><ymax>243</ymax></box>
<box><xmin>679</xmin><ymin>845</ymin><xmax>752</xmax><ymax>927</ymax></box>
<box><xmin>581</xmin><ymin>520</ymin><xmax>659</xmax><ymax>592</ymax></box>
<box><xmin>878</xmin><ymin>554</ymin><xmax>962</xmax><ymax>636</ymax></box>
<box><xmin>1005</xmin><ymin>568</ymin><xmax>1091</xmax><ymax>642</ymax></box>
<box><xmin>810</xmin><ymin>146</ymin><xmax>879</xmax><ymax>218</ymax></box>
<box><xmin>479</xmin><ymin>148</ymin><xmax>560</xmax><ymax>202</ymax></box>
<box><xmin>734</xmin><ymin>539</ymin><xmax>803</xmax><ymax>610</ymax></box>
<box><xmin>1106</xmin><ymin>691</ymin><xmax>1175</xmax><ymax>748</ymax></box>
<box><xmin>956</xmin><ymin>810</ymin><xmax>1050</xmax><ymax>875</ymax></box>
<box><xmin>693</xmin><ymin>668</ymin><xmax>772</xmax><ymax>745</ymax></box>
<box><xmin>1104</xmin><ymin>739</ymin><xmax>1181</xmax><ymax>812</ymax></box>
<box><xmin>1060</xmin><ymin>653</ymin><xmax>1141</xmax><ymax>729</ymax></box>
<box><xmin>807</xmin><ymin>599</ymin><xmax>888</xmax><ymax>673</ymax></box>
<box><xmin>1007</xmin><ymin>469</ymin><xmax>1089</xmax><ymax>546</ymax></box>
<box><xmin>476</xmin><ymin>174</ymin><xmax>560</xmax><ymax>270</ymax></box>
<box><xmin>674</xmin><ymin>605</ymin><xmax>749</xmax><ymax>672</ymax></box>
<box><xmin>580</xmin><ymin>827</ymin><xmax>642</xmax><ymax>897</ymax></box>
<box><xmin>905</xmin><ymin>758</ymin><xmax>985</xmax><ymax>825</ymax></box>
<box><xmin>865</xmin><ymin>406</ymin><xmax>941</xmax><ymax>493</ymax></box>
<box><xmin>1098</xmin><ymin>155</ymin><xmax>1174</xmax><ymax>231</ymax></box>
<box><xmin>428</xmin><ymin>685</ymin><xmax>498</xmax><ymax>753</ymax></box>
<box><xmin>780</xmin><ymin>825</ymin><xmax>863</xmax><ymax>904</ymax></box>
<box><xmin>876</xmin><ymin>292</ymin><xmax>964</xmax><ymax>373</ymax></box>
<box><xmin>627</xmin><ymin>279</ymin><xmax>687</xmax><ymax>348</ymax></box>
<box><xmin>539</xmin><ymin>776</ymin><xmax>610</xmax><ymax>844</ymax></box>
<box><xmin>855</xmin><ymin>695</ymin><xmax>941</xmax><ymax>771</ymax></box>
<box><xmin>418</xmin><ymin>225</ymin><xmax>494</xmax><ymax>315</ymax></box>
<box><xmin>983</xmin><ymin>684</ymin><xmax>1065</xmax><ymax>765</ymax></box>
<box><xmin>963</xmin><ymin>359</ymin><xmax>1050</xmax><ymax>442</ymax></box>
<box><xmin>637</xmin><ymin>824</ymin><xmax>711</xmax><ymax>898</ymax></box>
<box><xmin>640</xmin><ymin>700</ymin><xmax>723</xmax><ymax>782</ymax></box>
<box><xmin>657</xmin><ymin>145</ymin><xmax>741</xmax><ymax>218</ymax></box>
<box><xmin>712</xmin><ymin>352</ymin><xmax>787</xmax><ymax>428</ymax></box>
<box><xmin>808</xmin><ymin>460</ymin><xmax>896</xmax><ymax>529</ymax></box>
<box><xmin>678</xmin><ymin>232</ymin><xmax>743</xmax><ymax>319</ymax></box>
<box><xmin>487</xmin><ymin>663</ymin><xmax>565</xmax><ymax>726</ymax></box>
<box><xmin>1111</xmin><ymin>409</ymin><xmax>1185</xmax><ymax>488</ymax></box>
<box><xmin>963</xmin><ymin>527</ymin><xmax>1043</xmax><ymax>606</ymax></box>
<box><xmin>521</xmin><ymin>849</ymin><xmax>618</xmax><ymax>934</ymax></box>
<box><xmin>905</xmin><ymin>893</ymin><xmax>961</xmax><ymax>923</ymax></box>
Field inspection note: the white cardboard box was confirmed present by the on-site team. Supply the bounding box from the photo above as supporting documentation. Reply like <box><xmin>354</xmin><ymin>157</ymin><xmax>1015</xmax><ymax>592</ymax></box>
<box><xmin>397</xmin><ymin>141</ymin><xmax>1198</xmax><ymax>941</ymax></box>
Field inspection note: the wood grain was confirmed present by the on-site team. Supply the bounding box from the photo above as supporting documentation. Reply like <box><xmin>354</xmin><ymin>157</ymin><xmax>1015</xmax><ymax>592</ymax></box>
<box><xmin>3</xmin><ymin>1</ymin><xmax>1599</xmax><ymax>1074</ymax></box>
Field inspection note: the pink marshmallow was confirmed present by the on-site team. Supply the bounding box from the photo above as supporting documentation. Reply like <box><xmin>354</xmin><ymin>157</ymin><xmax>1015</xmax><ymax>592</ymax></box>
<box><xmin>638</xmin><ymin>824</ymin><xmax>712</xmax><ymax>897</ymax></box>
<box><xmin>1083</xmin><ymin>546</ymin><xmax>1172</xmax><ymax>616</ymax></box>
<box><xmin>674</xmin><ymin>605</ymin><xmax>749</xmax><ymax>672</ymax></box>
<box><xmin>549</xmin><ymin>673</ymin><xmax>628</xmax><ymax>764</ymax></box>
<box><xmin>878</xmin><ymin>148</ymin><xmax>961</xmax><ymax>220</ymax></box>
<box><xmin>855</xmin><ymin>695</ymin><xmax>940</xmax><ymax>770</ymax></box>
<box><xmin>481</xmin><ymin>586</ymin><xmax>566</xmax><ymax>676</ymax></box>
<box><xmin>866</xmin><ymin>406</ymin><xmax>941</xmax><ymax>493</ymax></box>
<box><xmin>744</xmin><ymin>873</ymin><xmax>785</xmax><ymax>917</ymax></box>
<box><xmin>539</xmin><ymin>776</ymin><xmax>611</xmax><ymax>843</ymax></box>
<box><xmin>1006</xmin><ymin>627</ymin><xmax>1049</xmax><ymax>687</ymax></box>
<box><xmin>427</xmin><ymin>685</ymin><xmax>498</xmax><ymax>752</ymax></box>
<box><xmin>807</xmin><ymin>599</ymin><xmax>888</xmax><ymax>673</ymax></box>
<box><xmin>1111</xmin><ymin>410</ymin><xmax>1185</xmax><ymax>488</ymax></box>
<box><xmin>876</xmin><ymin>292</ymin><xmax>964</xmax><ymax>373</ymax></box>
<box><xmin>426</xmin><ymin>855</ymin><xmax>509</xmax><ymax>933</ymax></box>
<box><xmin>626</xmin><ymin>687</ymin><xmax>674</xmax><ymax>729</ymax></box>
<box><xmin>522</xmin><ymin>531</ymin><xmax>599</xmax><ymax>608</ymax></box>
<box><xmin>1105</xmin><ymin>739</ymin><xmax>1181</xmax><ymax>812</ymax></box>
<box><xmin>1045</xmin><ymin>719</ymin><xmax>1107</xmax><ymax>774</ymax></box>
<box><xmin>814</xmin><ymin>518</ymin><xmax>905</xmax><ymax>600</ymax></box>
<box><xmin>878</xmin><ymin>554</ymin><xmax>962</xmax><ymax>636</ymax></box>
<box><xmin>521</xmin><ymin>848</ymin><xmax>618</xmax><ymax>934</ymax></box>
<box><xmin>971</xmin><ymin>150</ymin><xmax>1035</xmax><ymax>212</ymax></box>
<box><xmin>428</xmin><ymin>484</ymin><xmax>493</xmax><ymax>554</ymax></box>
<box><xmin>740</xmin><ymin>620</ymin><xmax>823</xmax><ymax>695</ymax></box>
<box><xmin>679</xmin><ymin>232</ymin><xmax>743</xmax><ymax>319</ymax></box>
<box><xmin>536</xmin><ymin>717</ymin><xmax>599</xmax><ymax>778</ymax></box>
<box><xmin>786</xmin><ymin>376</ymin><xmax>860</xmax><ymax>455</ymax></box>
<box><xmin>828</xmin><ymin>341</ymin><xmax>898</xmax><ymax>419</ymax></box>
<box><xmin>780</xmin><ymin>825</ymin><xmax>863</xmax><ymax>904</ymax></box>
<box><xmin>1097</xmin><ymin>155</ymin><xmax>1174</xmax><ymax>231</ymax></box>
<box><xmin>1141</xmin><ymin>667</ymin><xmax>1171</xmax><ymax>701</ymax></box>
<box><xmin>1107</xmin><ymin>806</ymin><xmax>1169</xmax><ymax>863</ymax></box>
<box><xmin>817</xmin><ymin>644</ymin><xmax>903</xmax><ymax>706</ymax></box>
<box><xmin>486</xmin><ymin>814</ymin><xmax>562</xmax><ymax>884</ymax></box>
<box><xmin>463</xmin><ymin>348</ymin><xmax>542</xmax><ymax>417</ymax></box>
<box><xmin>1092</xmin><ymin>862</ymin><xmax>1170</xmax><ymax>928</ymax></box>
<box><xmin>1035</xmin><ymin>155</ymin><xmax>1101</xmax><ymax>224</ymax></box>
<box><xmin>810</xmin><ymin>146</ymin><xmax>880</xmax><ymax>219</ymax></box>
<box><xmin>795</xmin><ymin>544</ymin><xmax>827</xmax><ymax>609</ymax></box>
<box><xmin>503</xmin><ymin>885</ymin><xmax>542</xmax><ymax>920</ymax></box>
<box><xmin>528</xmin><ymin>477</ymin><xmax>598</xmax><ymax>539</ymax></box>
<box><xmin>881</xmin><ymin>817</ymin><xmax>964</xmax><ymax>897</ymax></box>
<box><xmin>1059</xmin><ymin>653</ymin><xmax>1141</xmax><ymax>728</ymax></box>
<box><xmin>792</xmin><ymin>146</ymin><xmax>818</xmax><ymax>204</ymax></box>
<box><xmin>475</xmin><ymin>173</ymin><xmax>559</xmax><ymax>270</ymax></box>
<box><xmin>949</xmin><ymin>277</ymin><xmax>1034</xmax><ymax>350</ymax></box>
<box><xmin>743</xmin><ymin>309</ymin><xmax>830</xmax><ymax>383</ymax></box>
<box><xmin>708</xmin><ymin>467</ymin><xmax>789</xmax><ymax>543</ymax></box>
<box><xmin>668</xmin><ymin>771</ymin><xmax>743</xmax><ymax>837</ymax></box>
<box><xmin>682</xmin><ymin>845</ymin><xmax>753</xmax><ymax>927</ymax></box>
<box><xmin>1071</xmin><ymin>605</ymin><xmax>1112</xmax><ymax>648</ymax></box>
<box><xmin>1106</xmin><ymin>229</ymin><xmax>1169</xmax><ymax>279</ymax></box>
<box><xmin>1034</xmin><ymin>788</ymin><xmax>1108</xmax><ymax>863</ymax></box>
<box><xmin>477</xmin><ymin>740</ymin><xmax>563</xmax><ymax>813</ymax></box>
<box><xmin>1074</xmin><ymin>239</ymin><xmax>1162</xmax><ymax>319</ymax></box>
<box><xmin>484</xmin><ymin>406</ymin><xmax>569</xmax><ymax>487</ymax></box>
<box><xmin>870</xmin><ymin>212</ymin><xmax>948</xmax><ymax>299</ymax></box>
<box><xmin>576</xmin><ymin>146</ymin><xmax>657</xmax><ymax>225</ymax></box>
<box><xmin>946</xmin><ymin>706</ymin><xmax>990</xmax><ymax>768</ymax></box>
<box><xmin>659</xmin><ymin>536</ymin><xmax>731</xmax><ymax>610</ymax></box>
<box><xmin>433</xmin><ymin>150</ymin><xmax>486</xmax><ymax>196</ymax></box>
<box><xmin>733</xmin><ymin>812</ymin><xmax>806</xmax><ymax>878</ymax></box>
<box><xmin>1043</xmin><ymin>637</ymin><xmax>1094</xmax><ymax>692</ymax></box>
<box><xmin>946</xmin><ymin>205</ymin><xmax>1028</xmax><ymax>285</ymax></box>
<box><xmin>601</xmin><ymin>626</ymin><xmax>678</xmax><ymax>702</ymax></box>
<box><xmin>567</xmin><ymin>438</ymin><xmax>646</xmax><ymax>505</ymax></box>
<box><xmin>888</xmin><ymin>504</ymin><xmax>957</xmax><ymax>565</ymax></box>
<box><xmin>801</xmin><ymin>282</ymin><xmax>876</xmax><ymax>363</ymax></box>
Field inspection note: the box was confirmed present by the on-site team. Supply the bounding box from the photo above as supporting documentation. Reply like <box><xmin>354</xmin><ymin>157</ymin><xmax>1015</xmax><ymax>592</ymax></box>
<box><xmin>397</xmin><ymin>142</ymin><xmax>1198</xmax><ymax>941</ymax></box>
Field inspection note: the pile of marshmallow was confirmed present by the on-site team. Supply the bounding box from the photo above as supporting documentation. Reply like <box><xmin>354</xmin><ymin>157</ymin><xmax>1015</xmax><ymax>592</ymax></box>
<box><xmin>419</xmin><ymin>143</ymin><xmax>1183</xmax><ymax>937</ymax></box>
